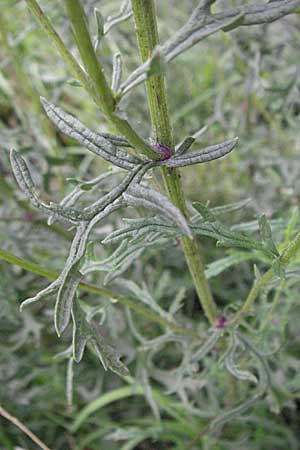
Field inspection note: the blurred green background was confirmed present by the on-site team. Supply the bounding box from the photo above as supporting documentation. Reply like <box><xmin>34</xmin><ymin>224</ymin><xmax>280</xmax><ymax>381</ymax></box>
<box><xmin>1</xmin><ymin>1</ymin><xmax>300</xmax><ymax>449</ymax></box>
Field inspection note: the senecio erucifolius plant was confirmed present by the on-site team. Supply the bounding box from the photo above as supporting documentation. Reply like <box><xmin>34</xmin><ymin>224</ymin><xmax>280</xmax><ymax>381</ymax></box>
<box><xmin>8</xmin><ymin>0</ymin><xmax>300</xmax><ymax>436</ymax></box>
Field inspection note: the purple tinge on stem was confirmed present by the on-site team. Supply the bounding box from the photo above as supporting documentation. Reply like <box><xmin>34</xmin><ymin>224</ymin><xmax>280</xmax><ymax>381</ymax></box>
<box><xmin>215</xmin><ymin>315</ymin><xmax>227</xmax><ymax>329</ymax></box>
<box><xmin>21</xmin><ymin>212</ymin><xmax>34</xmax><ymax>222</ymax></box>
<box><xmin>153</xmin><ymin>143</ymin><xmax>172</xmax><ymax>161</ymax></box>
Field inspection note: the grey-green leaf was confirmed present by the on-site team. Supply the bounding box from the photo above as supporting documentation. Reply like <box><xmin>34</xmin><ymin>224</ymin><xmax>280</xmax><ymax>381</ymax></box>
<box><xmin>72</xmin><ymin>299</ymin><xmax>92</xmax><ymax>362</ymax></box>
<box><xmin>164</xmin><ymin>138</ymin><xmax>238</xmax><ymax>168</ymax></box>
<box><xmin>224</xmin><ymin>334</ymin><xmax>257</xmax><ymax>384</ymax></box>
<box><xmin>258</xmin><ymin>214</ymin><xmax>279</xmax><ymax>256</ymax></box>
<box><xmin>40</xmin><ymin>97</ymin><xmax>141</xmax><ymax>170</ymax></box>
<box><xmin>90</xmin><ymin>320</ymin><xmax>130</xmax><ymax>377</ymax></box>
<box><xmin>125</xmin><ymin>183</ymin><xmax>192</xmax><ymax>237</ymax></box>
<box><xmin>55</xmin><ymin>262</ymin><xmax>83</xmax><ymax>336</ymax></box>
<box><xmin>10</xmin><ymin>149</ymin><xmax>34</xmax><ymax>192</ymax></box>
<box><xmin>175</xmin><ymin>136</ymin><xmax>195</xmax><ymax>156</ymax></box>
<box><xmin>111</xmin><ymin>53</ymin><xmax>122</xmax><ymax>92</ymax></box>
<box><xmin>20</xmin><ymin>279</ymin><xmax>60</xmax><ymax>311</ymax></box>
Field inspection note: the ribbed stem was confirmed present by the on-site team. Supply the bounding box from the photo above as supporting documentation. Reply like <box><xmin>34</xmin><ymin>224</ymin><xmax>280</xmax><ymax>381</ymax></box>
<box><xmin>131</xmin><ymin>0</ymin><xmax>218</xmax><ymax>324</ymax></box>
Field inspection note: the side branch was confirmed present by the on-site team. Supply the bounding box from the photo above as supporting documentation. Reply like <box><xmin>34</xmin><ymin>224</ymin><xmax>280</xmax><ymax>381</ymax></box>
<box><xmin>165</xmin><ymin>0</ymin><xmax>300</xmax><ymax>60</ymax></box>
<box><xmin>121</xmin><ymin>0</ymin><xmax>299</xmax><ymax>95</ymax></box>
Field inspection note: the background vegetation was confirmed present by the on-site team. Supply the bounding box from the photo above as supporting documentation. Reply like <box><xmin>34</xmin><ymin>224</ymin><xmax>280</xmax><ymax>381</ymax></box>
<box><xmin>0</xmin><ymin>1</ymin><xmax>300</xmax><ymax>449</ymax></box>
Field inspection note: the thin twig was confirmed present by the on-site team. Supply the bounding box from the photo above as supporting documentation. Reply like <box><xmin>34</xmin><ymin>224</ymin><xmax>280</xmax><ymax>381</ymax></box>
<box><xmin>0</xmin><ymin>405</ymin><xmax>52</xmax><ymax>450</ymax></box>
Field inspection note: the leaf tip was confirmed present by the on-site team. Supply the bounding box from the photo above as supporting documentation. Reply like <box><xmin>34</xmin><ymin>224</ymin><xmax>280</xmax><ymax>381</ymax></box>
<box><xmin>40</xmin><ymin>96</ymin><xmax>50</xmax><ymax>112</ymax></box>
<box><xmin>54</xmin><ymin>312</ymin><xmax>65</xmax><ymax>338</ymax></box>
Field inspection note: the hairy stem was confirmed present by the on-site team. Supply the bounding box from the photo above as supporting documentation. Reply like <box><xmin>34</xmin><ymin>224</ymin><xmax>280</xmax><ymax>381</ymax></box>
<box><xmin>131</xmin><ymin>0</ymin><xmax>218</xmax><ymax>324</ymax></box>
<box><xmin>0</xmin><ymin>247</ymin><xmax>196</xmax><ymax>337</ymax></box>
<box><xmin>232</xmin><ymin>231</ymin><xmax>300</xmax><ymax>323</ymax></box>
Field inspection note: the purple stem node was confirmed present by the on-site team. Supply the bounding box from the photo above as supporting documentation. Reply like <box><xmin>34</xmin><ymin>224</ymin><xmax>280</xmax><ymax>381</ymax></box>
<box><xmin>215</xmin><ymin>315</ymin><xmax>227</xmax><ymax>329</ymax></box>
<box><xmin>153</xmin><ymin>143</ymin><xmax>172</xmax><ymax>161</ymax></box>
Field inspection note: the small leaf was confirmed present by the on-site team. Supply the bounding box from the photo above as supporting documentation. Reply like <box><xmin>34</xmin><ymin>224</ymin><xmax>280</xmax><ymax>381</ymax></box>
<box><xmin>192</xmin><ymin>201</ymin><xmax>215</xmax><ymax>222</ymax></box>
<box><xmin>90</xmin><ymin>320</ymin><xmax>129</xmax><ymax>377</ymax></box>
<box><xmin>10</xmin><ymin>149</ymin><xmax>35</xmax><ymax>197</ymax></box>
<box><xmin>111</xmin><ymin>53</ymin><xmax>122</xmax><ymax>92</ymax></box>
<box><xmin>55</xmin><ymin>262</ymin><xmax>82</xmax><ymax>336</ymax></box>
<box><xmin>94</xmin><ymin>8</ymin><xmax>104</xmax><ymax>44</ymax></box>
<box><xmin>72</xmin><ymin>299</ymin><xmax>92</xmax><ymax>362</ymax></box>
<box><xmin>103</xmin><ymin>0</ymin><xmax>132</xmax><ymax>34</ymax></box>
<box><xmin>72</xmin><ymin>300</ymin><xmax>129</xmax><ymax>377</ymax></box>
<box><xmin>224</xmin><ymin>334</ymin><xmax>257</xmax><ymax>384</ymax></box>
<box><xmin>66</xmin><ymin>358</ymin><xmax>74</xmax><ymax>410</ymax></box>
<box><xmin>164</xmin><ymin>138</ymin><xmax>238</xmax><ymax>168</ymax></box>
<box><xmin>175</xmin><ymin>136</ymin><xmax>195</xmax><ymax>156</ymax></box>
<box><xmin>20</xmin><ymin>279</ymin><xmax>60</xmax><ymax>311</ymax></box>
<box><xmin>258</xmin><ymin>214</ymin><xmax>279</xmax><ymax>256</ymax></box>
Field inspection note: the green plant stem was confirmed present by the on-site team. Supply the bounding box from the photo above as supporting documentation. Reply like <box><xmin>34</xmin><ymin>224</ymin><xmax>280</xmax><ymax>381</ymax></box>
<box><xmin>130</xmin><ymin>0</ymin><xmax>218</xmax><ymax>324</ymax></box>
<box><xmin>130</xmin><ymin>1</ymin><xmax>172</xmax><ymax>147</ymax></box>
<box><xmin>25</xmin><ymin>0</ymin><xmax>158</xmax><ymax>160</ymax></box>
<box><xmin>64</xmin><ymin>0</ymin><xmax>114</xmax><ymax>115</ymax></box>
<box><xmin>232</xmin><ymin>231</ymin><xmax>300</xmax><ymax>324</ymax></box>
<box><xmin>0</xmin><ymin>247</ymin><xmax>196</xmax><ymax>337</ymax></box>
<box><xmin>25</xmin><ymin>0</ymin><xmax>91</xmax><ymax>94</ymax></box>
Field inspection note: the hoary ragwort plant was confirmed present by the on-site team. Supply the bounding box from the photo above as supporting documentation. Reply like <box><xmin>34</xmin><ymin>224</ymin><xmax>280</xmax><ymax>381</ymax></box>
<box><xmin>7</xmin><ymin>0</ymin><xmax>300</xmax><ymax>439</ymax></box>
